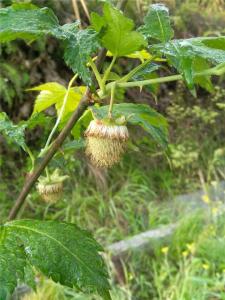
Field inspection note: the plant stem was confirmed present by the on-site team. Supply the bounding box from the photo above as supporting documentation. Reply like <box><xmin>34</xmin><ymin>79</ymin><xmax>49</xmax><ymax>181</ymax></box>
<box><xmin>104</xmin><ymin>62</ymin><xmax>225</xmax><ymax>92</ymax></box>
<box><xmin>119</xmin><ymin>57</ymin><xmax>154</xmax><ymax>83</ymax></box>
<box><xmin>24</xmin><ymin>146</ymin><xmax>35</xmax><ymax>172</ymax></box>
<box><xmin>102</xmin><ymin>55</ymin><xmax>117</xmax><ymax>86</ymax></box>
<box><xmin>108</xmin><ymin>82</ymin><xmax>116</xmax><ymax>119</ymax></box>
<box><xmin>88</xmin><ymin>58</ymin><xmax>104</xmax><ymax>91</ymax></box>
<box><xmin>41</xmin><ymin>74</ymin><xmax>78</xmax><ymax>156</ymax></box>
<box><xmin>45</xmin><ymin>167</ymin><xmax>50</xmax><ymax>182</ymax></box>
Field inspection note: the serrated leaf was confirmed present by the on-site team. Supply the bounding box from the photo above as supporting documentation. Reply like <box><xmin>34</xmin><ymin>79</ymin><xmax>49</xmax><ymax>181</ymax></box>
<box><xmin>0</xmin><ymin>219</ymin><xmax>110</xmax><ymax>300</ymax></box>
<box><xmin>0</xmin><ymin>3</ymin><xmax>59</xmax><ymax>42</ymax></box>
<box><xmin>152</xmin><ymin>36</ymin><xmax>225</xmax><ymax>92</ymax></box>
<box><xmin>0</xmin><ymin>5</ymin><xmax>100</xmax><ymax>83</ymax></box>
<box><xmin>30</xmin><ymin>82</ymin><xmax>66</xmax><ymax>113</ymax></box>
<box><xmin>91</xmin><ymin>103</ymin><xmax>168</xmax><ymax>148</ymax></box>
<box><xmin>61</xmin><ymin>25</ymin><xmax>100</xmax><ymax>85</ymax></box>
<box><xmin>30</xmin><ymin>82</ymin><xmax>86</xmax><ymax>122</ymax></box>
<box><xmin>139</xmin><ymin>4</ymin><xmax>174</xmax><ymax>43</ymax></box>
<box><xmin>91</xmin><ymin>3</ymin><xmax>146</xmax><ymax>56</ymax></box>
<box><xmin>0</xmin><ymin>112</ymin><xmax>27</xmax><ymax>150</ymax></box>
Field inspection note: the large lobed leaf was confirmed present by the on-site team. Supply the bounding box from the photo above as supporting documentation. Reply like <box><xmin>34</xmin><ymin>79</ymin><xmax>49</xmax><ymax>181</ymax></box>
<box><xmin>91</xmin><ymin>103</ymin><xmax>168</xmax><ymax>148</ymax></box>
<box><xmin>139</xmin><ymin>4</ymin><xmax>174</xmax><ymax>43</ymax></box>
<box><xmin>0</xmin><ymin>4</ymin><xmax>100</xmax><ymax>84</ymax></box>
<box><xmin>91</xmin><ymin>3</ymin><xmax>146</xmax><ymax>56</ymax></box>
<box><xmin>0</xmin><ymin>219</ymin><xmax>110</xmax><ymax>300</ymax></box>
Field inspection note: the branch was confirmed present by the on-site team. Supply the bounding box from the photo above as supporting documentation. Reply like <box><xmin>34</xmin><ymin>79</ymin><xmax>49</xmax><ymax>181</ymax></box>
<box><xmin>103</xmin><ymin>62</ymin><xmax>225</xmax><ymax>92</ymax></box>
<box><xmin>8</xmin><ymin>0</ymin><xmax>128</xmax><ymax>221</ymax></box>
<box><xmin>8</xmin><ymin>91</ymin><xmax>91</xmax><ymax>220</ymax></box>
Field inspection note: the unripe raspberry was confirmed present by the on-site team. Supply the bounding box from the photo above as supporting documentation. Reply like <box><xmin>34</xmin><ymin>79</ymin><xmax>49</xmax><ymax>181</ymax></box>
<box><xmin>37</xmin><ymin>181</ymin><xmax>63</xmax><ymax>203</ymax></box>
<box><xmin>36</xmin><ymin>169</ymin><xmax>68</xmax><ymax>203</ymax></box>
<box><xmin>85</xmin><ymin>118</ymin><xmax>129</xmax><ymax>168</ymax></box>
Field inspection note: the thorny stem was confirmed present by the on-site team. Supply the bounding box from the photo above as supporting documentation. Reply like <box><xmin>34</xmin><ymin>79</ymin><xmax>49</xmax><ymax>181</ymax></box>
<box><xmin>102</xmin><ymin>62</ymin><xmax>225</xmax><ymax>94</ymax></box>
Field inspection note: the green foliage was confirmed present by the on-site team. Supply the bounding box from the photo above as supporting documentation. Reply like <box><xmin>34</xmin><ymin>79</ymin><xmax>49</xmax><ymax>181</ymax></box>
<box><xmin>139</xmin><ymin>4</ymin><xmax>174</xmax><ymax>43</ymax></box>
<box><xmin>0</xmin><ymin>3</ymin><xmax>59</xmax><ymax>42</ymax></box>
<box><xmin>0</xmin><ymin>112</ymin><xmax>27</xmax><ymax>150</ymax></box>
<box><xmin>0</xmin><ymin>4</ymin><xmax>100</xmax><ymax>84</ymax></box>
<box><xmin>91</xmin><ymin>103</ymin><xmax>168</xmax><ymax>148</ymax></box>
<box><xmin>131</xmin><ymin>63</ymin><xmax>160</xmax><ymax>81</ymax></box>
<box><xmin>30</xmin><ymin>82</ymin><xmax>86</xmax><ymax>121</ymax></box>
<box><xmin>62</xmin><ymin>26</ymin><xmax>100</xmax><ymax>85</ymax></box>
<box><xmin>0</xmin><ymin>219</ymin><xmax>110</xmax><ymax>300</ymax></box>
<box><xmin>91</xmin><ymin>3</ymin><xmax>146</xmax><ymax>56</ymax></box>
<box><xmin>193</xmin><ymin>57</ymin><xmax>214</xmax><ymax>93</ymax></box>
<box><xmin>153</xmin><ymin>36</ymin><xmax>225</xmax><ymax>92</ymax></box>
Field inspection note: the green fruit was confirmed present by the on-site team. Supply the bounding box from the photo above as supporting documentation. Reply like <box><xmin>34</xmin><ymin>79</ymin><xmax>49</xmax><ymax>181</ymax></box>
<box><xmin>85</xmin><ymin>119</ymin><xmax>129</xmax><ymax>168</ymax></box>
<box><xmin>36</xmin><ymin>169</ymin><xmax>68</xmax><ymax>203</ymax></box>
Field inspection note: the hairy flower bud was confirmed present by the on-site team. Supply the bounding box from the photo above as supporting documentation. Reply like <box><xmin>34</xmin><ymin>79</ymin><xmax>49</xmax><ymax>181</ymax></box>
<box><xmin>85</xmin><ymin>119</ymin><xmax>129</xmax><ymax>168</ymax></box>
<box><xmin>36</xmin><ymin>169</ymin><xmax>68</xmax><ymax>203</ymax></box>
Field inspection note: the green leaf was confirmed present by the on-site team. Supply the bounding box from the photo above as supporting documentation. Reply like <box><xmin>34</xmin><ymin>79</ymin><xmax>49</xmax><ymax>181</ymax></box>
<box><xmin>61</xmin><ymin>139</ymin><xmax>86</xmax><ymax>153</ymax></box>
<box><xmin>139</xmin><ymin>4</ymin><xmax>174</xmax><ymax>43</ymax></box>
<box><xmin>0</xmin><ymin>219</ymin><xmax>111</xmax><ymax>300</ymax></box>
<box><xmin>30</xmin><ymin>82</ymin><xmax>86</xmax><ymax>122</ymax></box>
<box><xmin>30</xmin><ymin>82</ymin><xmax>66</xmax><ymax>113</ymax></box>
<box><xmin>131</xmin><ymin>63</ymin><xmax>160</xmax><ymax>81</ymax></box>
<box><xmin>0</xmin><ymin>112</ymin><xmax>27</xmax><ymax>150</ymax></box>
<box><xmin>71</xmin><ymin>109</ymin><xmax>93</xmax><ymax>139</ymax></box>
<box><xmin>193</xmin><ymin>57</ymin><xmax>214</xmax><ymax>93</ymax></box>
<box><xmin>0</xmin><ymin>5</ymin><xmax>100</xmax><ymax>83</ymax></box>
<box><xmin>152</xmin><ymin>36</ymin><xmax>225</xmax><ymax>92</ymax></box>
<box><xmin>21</xmin><ymin>112</ymin><xmax>53</xmax><ymax>130</ymax></box>
<box><xmin>91</xmin><ymin>3</ymin><xmax>146</xmax><ymax>56</ymax></box>
<box><xmin>62</xmin><ymin>26</ymin><xmax>100</xmax><ymax>85</ymax></box>
<box><xmin>0</xmin><ymin>3</ymin><xmax>59</xmax><ymax>42</ymax></box>
<box><xmin>91</xmin><ymin>103</ymin><xmax>168</xmax><ymax>148</ymax></box>
<box><xmin>0</xmin><ymin>227</ymin><xmax>29</xmax><ymax>299</ymax></box>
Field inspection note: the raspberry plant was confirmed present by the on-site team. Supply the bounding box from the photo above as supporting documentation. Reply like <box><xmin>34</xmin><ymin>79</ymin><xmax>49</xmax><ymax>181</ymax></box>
<box><xmin>0</xmin><ymin>1</ymin><xmax>225</xmax><ymax>299</ymax></box>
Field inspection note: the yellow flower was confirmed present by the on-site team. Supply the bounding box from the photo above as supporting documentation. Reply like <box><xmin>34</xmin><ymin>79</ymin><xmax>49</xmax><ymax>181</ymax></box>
<box><xmin>202</xmin><ymin>263</ymin><xmax>209</xmax><ymax>270</ymax></box>
<box><xmin>202</xmin><ymin>194</ymin><xmax>210</xmax><ymax>204</ymax></box>
<box><xmin>182</xmin><ymin>251</ymin><xmax>188</xmax><ymax>258</ymax></box>
<box><xmin>187</xmin><ymin>243</ymin><xmax>195</xmax><ymax>254</ymax></box>
<box><xmin>161</xmin><ymin>246</ymin><xmax>169</xmax><ymax>255</ymax></box>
